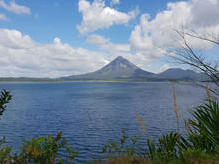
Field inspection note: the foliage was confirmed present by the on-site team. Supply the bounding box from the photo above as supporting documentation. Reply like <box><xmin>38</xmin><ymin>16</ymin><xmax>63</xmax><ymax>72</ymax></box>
<box><xmin>0</xmin><ymin>137</ymin><xmax>13</xmax><ymax>164</ymax></box>
<box><xmin>0</xmin><ymin>90</ymin><xmax>13</xmax><ymax>163</ymax></box>
<box><xmin>0</xmin><ymin>132</ymin><xmax>78</xmax><ymax>164</ymax></box>
<box><xmin>18</xmin><ymin>131</ymin><xmax>78</xmax><ymax>164</ymax></box>
<box><xmin>102</xmin><ymin>130</ymin><xmax>139</xmax><ymax>159</ymax></box>
<box><xmin>184</xmin><ymin>99</ymin><xmax>219</xmax><ymax>153</ymax></box>
<box><xmin>147</xmin><ymin>132</ymin><xmax>181</xmax><ymax>162</ymax></box>
<box><xmin>0</xmin><ymin>90</ymin><xmax>12</xmax><ymax>116</ymax></box>
<box><xmin>146</xmin><ymin>99</ymin><xmax>219</xmax><ymax>163</ymax></box>
<box><xmin>179</xmin><ymin>148</ymin><xmax>219</xmax><ymax>164</ymax></box>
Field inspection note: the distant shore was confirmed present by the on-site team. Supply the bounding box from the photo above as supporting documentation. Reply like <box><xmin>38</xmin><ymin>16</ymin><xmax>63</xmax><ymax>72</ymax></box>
<box><xmin>0</xmin><ymin>78</ymin><xmax>211</xmax><ymax>83</ymax></box>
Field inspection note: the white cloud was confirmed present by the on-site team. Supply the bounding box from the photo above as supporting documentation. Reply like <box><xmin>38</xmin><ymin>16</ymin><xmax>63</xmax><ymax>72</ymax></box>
<box><xmin>191</xmin><ymin>0</ymin><xmax>219</xmax><ymax>27</ymax></box>
<box><xmin>0</xmin><ymin>13</ymin><xmax>8</xmax><ymax>21</ymax></box>
<box><xmin>130</xmin><ymin>0</ymin><xmax>219</xmax><ymax>60</ymax></box>
<box><xmin>0</xmin><ymin>0</ymin><xmax>31</xmax><ymax>15</ymax></box>
<box><xmin>0</xmin><ymin>29</ymin><xmax>111</xmax><ymax>78</ymax></box>
<box><xmin>86</xmin><ymin>34</ymin><xmax>130</xmax><ymax>52</ymax></box>
<box><xmin>77</xmin><ymin>0</ymin><xmax>138</xmax><ymax>34</ymax></box>
<box><xmin>110</xmin><ymin>0</ymin><xmax>120</xmax><ymax>6</ymax></box>
<box><xmin>158</xmin><ymin>64</ymin><xmax>171</xmax><ymax>73</ymax></box>
<box><xmin>80</xmin><ymin>0</ymin><xmax>219</xmax><ymax>73</ymax></box>
<box><xmin>0</xmin><ymin>29</ymin><xmax>156</xmax><ymax>77</ymax></box>
<box><xmin>85</xmin><ymin>34</ymin><xmax>156</xmax><ymax>70</ymax></box>
<box><xmin>1</xmin><ymin>0</ymin><xmax>219</xmax><ymax>77</ymax></box>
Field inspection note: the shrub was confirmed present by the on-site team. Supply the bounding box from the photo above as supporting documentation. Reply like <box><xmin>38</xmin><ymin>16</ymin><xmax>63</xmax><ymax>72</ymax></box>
<box><xmin>185</xmin><ymin>100</ymin><xmax>219</xmax><ymax>153</ymax></box>
<box><xmin>147</xmin><ymin>132</ymin><xmax>181</xmax><ymax>162</ymax></box>
<box><xmin>0</xmin><ymin>137</ymin><xmax>12</xmax><ymax>164</ymax></box>
<box><xmin>0</xmin><ymin>132</ymin><xmax>78</xmax><ymax>164</ymax></box>
<box><xmin>102</xmin><ymin>130</ymin><xmax>139</xmax><ymax>159</ymax></box>
<box><xmin>0</xmin><ymin>90</ymin><xmax>12</xmax><ymax>116</ymax></box>
<box><xmin>146</xmin><ymin>99</ymin><xmax>219</xmax><ymax>163</ymax></box>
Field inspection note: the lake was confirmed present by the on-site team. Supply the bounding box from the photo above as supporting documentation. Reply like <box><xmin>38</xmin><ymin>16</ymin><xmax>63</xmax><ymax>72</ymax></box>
<box><xmin>0</xmin><ymin>82</ymin><xmax>207</xmax><ymax>163</ymax></box>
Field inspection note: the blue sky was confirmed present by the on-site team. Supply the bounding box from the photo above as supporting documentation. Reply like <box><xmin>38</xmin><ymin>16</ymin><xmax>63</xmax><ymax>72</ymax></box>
<box><xmin>0</xmin><ymin>0</ymin><xmax>218</xmax><ymax>77</ymax></box>
<box><xmin>0</xmin><ymin>0</ymin><xmax>181</xmax><ymax>45</ymax></box>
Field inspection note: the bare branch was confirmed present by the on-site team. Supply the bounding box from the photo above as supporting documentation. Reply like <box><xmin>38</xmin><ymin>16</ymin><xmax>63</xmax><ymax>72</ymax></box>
<box><xmin>171</xmin><ymin>29</ymin><xmax>219</xmax><ymax>93</ymax></box>
<box><xmin>183</xmin><ymin>32</ymin><xmax>219</xmax><ymax>45</ymax></box>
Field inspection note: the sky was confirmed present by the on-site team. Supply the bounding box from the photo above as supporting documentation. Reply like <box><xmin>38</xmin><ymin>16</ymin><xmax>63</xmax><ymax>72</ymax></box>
<box><xmin>0</xmin><ymin>0</ymin><xmax>218</xmax><ymax>78</ymax></box>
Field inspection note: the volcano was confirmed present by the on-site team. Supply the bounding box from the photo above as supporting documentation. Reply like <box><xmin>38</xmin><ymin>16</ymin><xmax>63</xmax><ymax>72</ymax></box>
<box><xmin>63</xmin><ymin>56</ymin><xmax>155</xmax><ymax>81</ymax></box>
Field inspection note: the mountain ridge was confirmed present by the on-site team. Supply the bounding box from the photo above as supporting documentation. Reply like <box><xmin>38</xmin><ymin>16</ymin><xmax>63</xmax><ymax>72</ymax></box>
<box><xmin>61</xmin><ymin>56</ymin><xmax>205</xmax><ymax>81</ymax></box>
<box><xmin>62</xmin><ymin>56</ymin><xmax>154</xmax><ymax>80</ymax></box>
<box><xmin>0</xmin><ymin>56</ymin><xmax>207</xmax><ymax>82</ymax></box>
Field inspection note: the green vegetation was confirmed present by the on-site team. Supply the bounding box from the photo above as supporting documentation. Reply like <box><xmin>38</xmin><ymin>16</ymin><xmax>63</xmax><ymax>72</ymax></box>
<box><xmin>0</xmin><ymin>89</ymin><xmax>218</xmax><ymax>163</ymax></box>
<box><xmin>102</xmin><ymin>130</ymin><xmax>139</xmax><ymax>158</ymax></box>
<box><xmin>0</xmin><ymin>90</ymin><xmax>12</xmax><ymax>116</ymax></box>
<box><xmin>98</xmin><ymin>98</ymin><xmax>219</xmax><ymax>164</ymax></box>
<box><xmin>0</xmin><ymin>132</ymin><xmax>78</xmax><ymax>164</ymax></box>
<box><xmin>0</xmin><ymin>90</ymin><xmax>78</xmax><ymax>164</ymax></box>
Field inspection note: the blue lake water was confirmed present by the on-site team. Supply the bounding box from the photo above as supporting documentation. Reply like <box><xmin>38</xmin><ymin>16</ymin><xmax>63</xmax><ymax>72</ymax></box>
<box><xmin>0</xmin><ymin>82</ymin><xmax>207</xmax><ymax>162</ymax></box>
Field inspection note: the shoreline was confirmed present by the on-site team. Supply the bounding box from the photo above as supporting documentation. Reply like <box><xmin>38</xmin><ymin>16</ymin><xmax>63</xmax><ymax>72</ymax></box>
<box><xmin>0</xmin><ymin>80</ymin><xmax>210</xmax><ymax>84</ymax></box>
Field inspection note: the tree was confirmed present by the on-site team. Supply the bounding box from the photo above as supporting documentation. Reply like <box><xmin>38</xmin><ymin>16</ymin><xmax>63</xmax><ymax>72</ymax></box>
<box><xmin>0</xmin><ymin>90</ymin><xmax>12</xmax><ymax>116</ymax></box>
<box><xmin>171</xmin><ymin>29</ymin><xmax>219</xmax><ymax>95</ymax></box>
